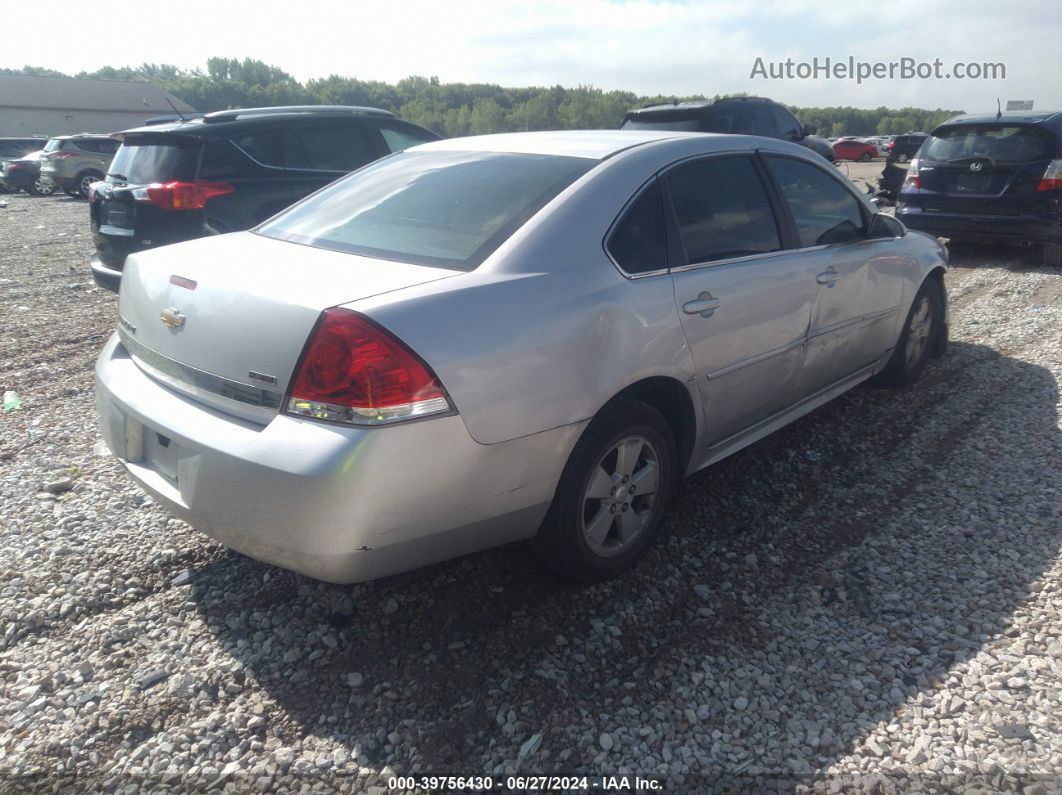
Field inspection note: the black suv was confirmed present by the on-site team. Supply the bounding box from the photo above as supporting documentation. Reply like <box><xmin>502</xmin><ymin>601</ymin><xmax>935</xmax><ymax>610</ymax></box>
<box><xmin>90</xmin><ymin>106</ymin><xmax>440</xmax><ymax>292</ymax></box>
<box><xmin>885</xmin><ymin>134</ymin><xmax>927</xmax><ymax>163</ymax></box>
<box><xmin>621</xmin><ymin>96</ymin><xmax>836</xmax><ymax>162</ymax></box>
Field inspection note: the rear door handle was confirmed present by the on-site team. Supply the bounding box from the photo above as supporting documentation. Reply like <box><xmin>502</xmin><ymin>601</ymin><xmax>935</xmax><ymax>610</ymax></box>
<box><xmin>816</xmin><ymin>267</ymin><xmax>840</xmax><ymax>286</ymax></box>
<box><xmin>682</xmin><ymin>291</ymin><xmax>721</xmax><ymax>318</ymax></box>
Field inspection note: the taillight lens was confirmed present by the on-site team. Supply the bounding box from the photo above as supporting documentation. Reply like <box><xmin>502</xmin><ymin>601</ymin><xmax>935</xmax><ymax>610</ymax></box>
<box><xmin>1037</xmin><ymin>160</ymin><xmax>1062</xmax><ymax>191</ymax></box>
<box><xmin>287</xmin><ymin>308</ymin><xmax>452</xmax><ymax>426</ymax></box>
<box><xmin>131</xmin><ymin>180</ymin><xmax>235</xmax><ymax>210</ymax></box>
<box><xmin>43</xmin><ymin>151</ymin><xmax>78</xmax><ymax>160</ymax></box>
<box><xmin>903</xmin><ymin>158</ymin><xmax>921</xmax><ymax>190</ymax></box>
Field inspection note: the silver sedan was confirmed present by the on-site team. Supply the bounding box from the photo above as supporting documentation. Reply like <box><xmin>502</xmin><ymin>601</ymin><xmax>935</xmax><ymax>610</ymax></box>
<box><xmin>95</xmin><ymin>130</ymin><xmax>949</xmax><ymax>583</ymax></box>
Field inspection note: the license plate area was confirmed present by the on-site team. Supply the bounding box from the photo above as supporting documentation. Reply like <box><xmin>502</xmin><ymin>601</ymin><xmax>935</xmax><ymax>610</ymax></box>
<box><xmin>955</xmin><ymin>173</ymin><xmax>992</xmax><ymax>193</ymax></box>
<box><xmin>123</xmin><ymin>415</ymin><xmax>179</xmax><ymax>486</ymax></box>
<box><xmin>100</xmin><ymin>200</ymin><xmax>134</xmax><ymax>230</ymax></box>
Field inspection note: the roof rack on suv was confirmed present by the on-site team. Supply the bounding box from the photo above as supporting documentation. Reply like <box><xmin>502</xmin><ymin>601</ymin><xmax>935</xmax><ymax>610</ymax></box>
<box><xmin>202</xmin><ymin>105</ymin><xmax>396</xmax><ymax>124</ymax></box>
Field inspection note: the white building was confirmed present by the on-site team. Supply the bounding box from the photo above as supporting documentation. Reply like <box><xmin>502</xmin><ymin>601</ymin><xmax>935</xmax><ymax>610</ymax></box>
<box><xmin>0</xmin><ymin>74</ymin><xmax>196</xmax><ymax>137</ymax></box>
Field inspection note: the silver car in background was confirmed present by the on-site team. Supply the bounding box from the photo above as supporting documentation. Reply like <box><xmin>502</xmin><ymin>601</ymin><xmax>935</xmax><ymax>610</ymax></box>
<box><xmin>95</xmin><ymin>130</ymin><xmax>949</xmax><ymax>583</ymax></box>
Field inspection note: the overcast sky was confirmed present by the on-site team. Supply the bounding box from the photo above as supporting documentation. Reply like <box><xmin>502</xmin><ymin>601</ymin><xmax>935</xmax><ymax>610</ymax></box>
<box><xmin>7</xmin><ymin>0</ymin><xmax>1060</xmax><ymax>111</ymax></box>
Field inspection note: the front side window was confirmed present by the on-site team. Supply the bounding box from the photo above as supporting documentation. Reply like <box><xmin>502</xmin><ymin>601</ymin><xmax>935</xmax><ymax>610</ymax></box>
<box><xmin>284</xmin><ymin>123</ymin><xmax>378</xmax><ymax>172</ymax></box>
<box><xmin>258</xmin><ymin>150</ymin><xmax>593</xmax><ymax>269</ymax></box>
<box><xmin>749</xmin><ymin>105</ymin><xmax>778</xmax><ymax>137</ymax></box>
<box><xmin>766</xmin><ymin>156</ymin><xmax>867</xmax><ymax>246</ymax></box>
<box><xmin>607</xmin><ymin>180</ymin><xmax>666</xmax><ymax>274</ymax></box>
<box><xmin>773</xmin><ymin>107</ymin><xmax>803</xmax><ymax>140</ymax></box>
<box><xmin>666</xmin><ymin>156</ymin><xmax>781</xmax><ymax>264</ymax></box>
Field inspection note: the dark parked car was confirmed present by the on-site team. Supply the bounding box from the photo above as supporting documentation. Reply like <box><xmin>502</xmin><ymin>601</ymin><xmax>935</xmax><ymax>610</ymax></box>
<box><xmin>89</xmin><ymin>105</ymin><xmax>440</xmax><ymax>292</ymax></box>
<box><xmin>0</xmin><ymin>151</ymin><xmax>56</xmax><ymax>195</ymax></box>
<box><xmin>896</xmin><ymin>111</ymin><xmax>1062</xmax><ymax>266</ymax></box>
<box><xmin>886</xmin><ymin>134</ymin><xmax>926</xmax><ymax>163</ymax></box>
<box><xmin>0</xmin><ymin>137</ymin><xmax>46</xmax><ymax>192</ymax></box>
<box><xmin>833</xmin><ymin>139</ymin><xmax>878</xmax><ymax>161</ymax></box>
<box><xmin>621</xmin><ymin>96</ymin><xmax>836</xmax><ymax>162</ymax></box>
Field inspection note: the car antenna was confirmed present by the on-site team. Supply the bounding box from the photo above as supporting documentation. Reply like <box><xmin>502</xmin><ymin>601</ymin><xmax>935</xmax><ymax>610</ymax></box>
<box><xmin>164</xmin><ymin>97</ymin><xmax>187</xmax><ymax>122</ymax></box>
<box><xmin>996</xmin><ymin>98</ymin><xmax>1002</xmax><ymax>119</ymax></box>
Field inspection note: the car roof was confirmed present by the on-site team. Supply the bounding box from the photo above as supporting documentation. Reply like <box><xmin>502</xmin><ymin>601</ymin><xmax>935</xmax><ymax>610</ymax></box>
<box><xmin>937</xmin><ymin>111</ymin><xmax>1062</xmax><ymax>128</ymax></box>
<box><xmin>413</xmin><ymin>130</ymin><xmax>710</xmax><ymax>160</ymax></box>
<box><xmin>627</xmin><ymin>96</ymin><xmax>777</xmax><ymax>117</ymax></box>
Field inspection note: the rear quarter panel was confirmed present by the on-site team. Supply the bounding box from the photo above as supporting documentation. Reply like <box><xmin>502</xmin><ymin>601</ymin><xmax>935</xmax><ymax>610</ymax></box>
<box><xmin>348</xmin><ymin>143</ymin><xmax>706</xmax><ymax>445</ymax></box>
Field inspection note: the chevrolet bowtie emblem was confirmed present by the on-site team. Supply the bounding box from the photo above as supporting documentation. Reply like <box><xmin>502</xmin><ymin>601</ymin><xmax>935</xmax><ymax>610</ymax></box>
<box><xmin>160</xmin><ymin>307</ymin><xmax>186</xmax><ymax>329</ymax></box>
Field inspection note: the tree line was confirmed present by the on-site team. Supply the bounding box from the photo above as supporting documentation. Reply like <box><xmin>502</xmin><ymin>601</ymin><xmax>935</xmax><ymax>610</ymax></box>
<box><xmin>3</xmin><ymin>60</ymin><xmax>963</xmax><ymax>137</ymax></box>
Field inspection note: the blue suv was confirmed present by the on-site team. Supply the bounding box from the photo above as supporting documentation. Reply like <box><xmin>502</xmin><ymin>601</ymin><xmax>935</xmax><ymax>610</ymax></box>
<box><xmin>896</xmin><ymin>111</ymin><xmax>1062</xmax><ymax>266</ymax></box>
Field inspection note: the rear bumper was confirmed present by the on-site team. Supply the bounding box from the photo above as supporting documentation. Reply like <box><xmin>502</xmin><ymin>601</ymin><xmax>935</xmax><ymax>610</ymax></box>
<box><xmin>897</xmin><ymin>206</ymin><xmax>1062</xmax><ymax>245</ymax></box>
<box><xmin>94</xmin><ymin>334</ymin><xmax>580</xmax><ymax>583</ymax></box>
<box><xmin>90</xmin><ymin>253</ymin><xmax>122</xmax><ymax>293</ymax></box>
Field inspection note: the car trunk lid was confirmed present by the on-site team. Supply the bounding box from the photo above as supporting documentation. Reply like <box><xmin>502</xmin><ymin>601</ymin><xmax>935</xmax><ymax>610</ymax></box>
<box><xmin>117</xmin><ymin>232</ymin><xmax>461</xmax><ymax>424</ymax></box>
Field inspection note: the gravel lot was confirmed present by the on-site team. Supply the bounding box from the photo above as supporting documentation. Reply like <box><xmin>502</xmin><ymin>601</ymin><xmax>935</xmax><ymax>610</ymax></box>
<box><xmin>1</xmin><ymin>186</ymin><xmax>1060</xmax><ymax>793</ymax></box>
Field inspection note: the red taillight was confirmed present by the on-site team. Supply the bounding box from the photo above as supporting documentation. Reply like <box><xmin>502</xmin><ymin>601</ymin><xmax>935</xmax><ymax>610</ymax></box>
<box><xmin>287</xmin><ymin>308</ymin><xmax>452</xmax><ymax>426</ymax></box>
<box><xmin>887</xmin><ymin>141</ymin><xmax>895</xmax><ymax>149</ymax></box>
<box><xmin>44</xmin><ymin>151</ymin><xmax>78</xmax><ymax>160</ymax></box>
<box><xmin>1037</xmin><ymin>160</ymin><xmax>1062</xmax><ymax>191</ymax></box>
<box><xmin>132</xmin><ymin>180</ymin><xmax>235</xmax><ymax>210</ymax></box>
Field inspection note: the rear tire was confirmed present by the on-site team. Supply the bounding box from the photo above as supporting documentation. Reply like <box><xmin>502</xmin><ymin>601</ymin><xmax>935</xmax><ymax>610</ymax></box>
<box><xmin>28</xmin><ymin>177</ymin><xmax>55</xmax><ymax>196</ymax></box>
<box><xmin>871</xmin><ymin>277</ymin><xmax>944</xmax><ymax>387</ymax></box>
<box><xmin>1043</xmin><ymin>242</ymin><xmax>1062</xmax><ymax>267</ymax></box>
<box><xmin>531</xmin><ymin>398</ymin><xmax>676</xmax><ymax>582</ymax></box>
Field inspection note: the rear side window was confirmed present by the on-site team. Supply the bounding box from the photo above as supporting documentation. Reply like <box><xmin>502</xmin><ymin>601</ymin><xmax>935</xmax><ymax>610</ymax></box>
<box><xmin>378</xmin><ymin>123</ymin><xmax>437</xmax><ymax>153</ymax></box>
<box><xmin>233</xmin><ymin>130</ymin><xmax>284</xmax><ymax>167</ymax></box>
<box><xmin>108</xmin><ymin>139</ymin><xmax>200</xmax><ymax>183</ymax></box>
<box><xmin>666</xmin><ymin>156</ymin><xmax>781</xmax><ymax>263</ymax></box>
<box><xmin>766</xmin><ymin>156</ymin><xmax>867</xmax><ymax>246</ymax></box>
<box><xmin>43</xmin><ymin>139</ymin><xmax>62</xmax><ymax>153</ymax></box>
<box><xmin>258</xmin><ymin>150</ymin><xmax>593</xmax><ymax>269</ymax></box>
<box><xmin>607</xmin><ymin>180</ymin><xmax>667</xmax><ymax>274</ymax></box>
<box><xmin>284</xmin><ymin>123</ymin><xmax>378</xmax><ymax>172</ymax></box>
<box><xmin>921</xmin><ymin>125</ymin><xmax>1055</xmax><ymax>163</ymax></box>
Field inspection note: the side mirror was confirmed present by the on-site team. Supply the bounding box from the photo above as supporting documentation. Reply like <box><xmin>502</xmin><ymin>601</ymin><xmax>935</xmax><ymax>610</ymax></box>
<box><xmin>869</xmin><ymin>212</ymin><xmax>905</xmax><ymax>238</ymax></box>
<box><xmin>803</xmin><ymin>124</ymin><xmax>817</xmax><ymax>137</ymax></box>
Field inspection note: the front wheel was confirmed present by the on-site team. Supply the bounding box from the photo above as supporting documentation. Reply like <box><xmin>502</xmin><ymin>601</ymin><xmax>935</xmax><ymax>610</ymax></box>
<box><xmin>871</xmin><ymin>278</ymin><xmax>944</xmax><ymax>387</ymax></box>
<box><xmin>532</xmin><ymin>398</ymin><xmax>676</xmax><ymax>582</ymax></box>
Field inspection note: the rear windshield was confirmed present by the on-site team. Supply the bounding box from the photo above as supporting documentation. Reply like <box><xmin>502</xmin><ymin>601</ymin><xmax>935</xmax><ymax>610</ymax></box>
<box><xmin>257</xmin><ymin>150</ymin><xmax>594</xmax><ymax>269</ymax></box>
<box><xmin>108</xmin><ymin>138</ymin><xmax>201</xmax><ymax>183</ymax></box>
<box><xmin>921</xmin><ymin>125</ymin><xmax>1055</xmax><ymax>163</ymax></box>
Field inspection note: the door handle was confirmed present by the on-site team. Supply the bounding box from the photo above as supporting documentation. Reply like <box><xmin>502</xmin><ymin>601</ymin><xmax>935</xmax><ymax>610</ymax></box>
<box><xmin>816</xmin><ymin>267</ymin><xmax>840</xmax><ymax>287</ymax></box>
<box><xmin>682</xmin><ymin>292</ymin><xmax>721</xmax><ymax>318</ymax></box>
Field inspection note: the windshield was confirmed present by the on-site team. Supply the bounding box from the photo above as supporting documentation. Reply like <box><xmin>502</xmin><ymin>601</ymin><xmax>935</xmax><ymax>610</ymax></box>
<box><xmin>258</xmin><ymin>150</ymin><xmax>594</xmax><ymax>270</ymax></box>
<box><xmin>108</xmin><ymin>138</ymin><xmax>201</xmax><ymax>183</ymax></box>
<box><xmin>921</xmin><ymin>125</ymin><xmax>1055</xmax><ymax>163</ymax></box>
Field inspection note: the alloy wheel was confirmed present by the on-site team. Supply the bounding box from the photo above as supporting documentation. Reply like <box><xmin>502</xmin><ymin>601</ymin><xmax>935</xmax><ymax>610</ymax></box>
<box><xmin>580</xmin><ymin>435</ymin><xmax>661</xmax><ymax>557</ymax></box>
<box><xmin>79</xmin><ymin>175</ymin><xmax>98</xmax><ymax>197</ymax></box>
